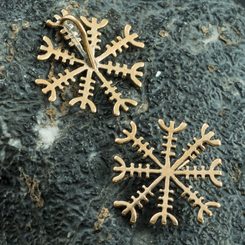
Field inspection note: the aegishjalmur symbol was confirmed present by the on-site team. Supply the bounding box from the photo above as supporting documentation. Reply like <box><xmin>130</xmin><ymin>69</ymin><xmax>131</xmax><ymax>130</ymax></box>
<box><xmin>36</xmin><ymin>9</ymin><xmax>144</xmax><ymax>116</ymax></box>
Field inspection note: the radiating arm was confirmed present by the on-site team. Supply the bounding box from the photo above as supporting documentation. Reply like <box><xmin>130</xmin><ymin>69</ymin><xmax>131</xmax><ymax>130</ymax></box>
<box><xmin>115</xmin><ymin>121</ymin><xmax>164</xmax><ymax>168</ymax></box>
<box><xmin>158</xmin><ymin>119</ymin><xmax>187</xmax><ymax>167</ymax></box>
<box><xmin>80</xmin><ymin>16</ymin><xmax>108</xmax><ymax>56</ymax></box>
<box><xmin>172</xmin><ymin>175</ymin><xmax>221</xmax><ymax>223</ymax></box>
<box><xmin>175</xmin><ymin>159</ymin><xmax>222</xmax><ymax>187</ymax></box>
<box><xmin>113</xmin><ymin>156</ymin><xmax>161</xmax><ymax>183</ymax></box>
<box><xmin>172</xmin><ymin>123</ymin><xmax>221</xmax><ymax>170</ymax></box>
<box><xmin>96</xmin><ymin>25</ymin><xmax>144</xmax><ymax>62</ymax></box>
<box><xmin>114</xmin><ymin>176</ymin><xmax>163</xmax><ymax>224</ymax></box>
<box><xmin>95</xmin><ymin>70</ymin><xmax>138</xmax><ymax>116</ymax></box>
<box><xmin>150</xmin><ymin>176</ymin><xmax>178</xmax><ymax>225</ymax></box>
<box><xmin>69</xmin><ymin>69</ymin><xmax>96</xmax><ymax>113</ymax></box>
<box><xmin>98</xmin><ymin>61</ymin><xmax>144</xmax><ymax>87</ymax></box>
<box><xmin>35</xmin><ymin>66</ymin><xmax>86</xmax><ymax>102</ymax></box>
<box><xmin>37</xmin><ymin>36</ymin><xmax>83</xmax><ymax>65</ymax></box>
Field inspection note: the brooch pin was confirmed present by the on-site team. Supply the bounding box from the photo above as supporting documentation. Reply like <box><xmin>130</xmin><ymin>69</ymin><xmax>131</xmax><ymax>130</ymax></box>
<box><xmin>113</xmin><ymin>119</ymin><xmax>222</xmax><ymax>225</ymax></box>
<box><xmin>35</xmin><ymin>9</ymin><xmax>144</xmax><ymax>116</ymax></box>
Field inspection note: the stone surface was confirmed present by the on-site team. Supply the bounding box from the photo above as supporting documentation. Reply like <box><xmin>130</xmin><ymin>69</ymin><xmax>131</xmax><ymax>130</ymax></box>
<box><xmin>0</xmin><ymin>0</ymin><xmax>244</xmax><ymax>244</ymax></box>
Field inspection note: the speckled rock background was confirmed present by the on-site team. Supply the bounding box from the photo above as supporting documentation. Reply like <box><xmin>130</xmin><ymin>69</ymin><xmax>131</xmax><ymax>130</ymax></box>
<box><xmin>0</xmin><ymin>0</ymin><xmax>244</xmax><ymax>244</ymax></box>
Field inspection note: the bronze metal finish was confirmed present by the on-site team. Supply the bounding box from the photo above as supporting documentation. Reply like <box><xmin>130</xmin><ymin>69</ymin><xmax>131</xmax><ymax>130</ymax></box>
<box><xmin>113</xmin><ymin>120</ymin><xmax>222</xmax><ymax>225</ymax></box>
<box><xmin>36</xmin><ymin>9</ymin><xmax>144</xmax><ymax>116</ymax></box>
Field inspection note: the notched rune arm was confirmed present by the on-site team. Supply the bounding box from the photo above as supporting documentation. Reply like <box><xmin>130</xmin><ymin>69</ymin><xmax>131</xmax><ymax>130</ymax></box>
<box><xmin>113</xmin><ymin>156</ymin><xmax>161</xmax><ymax>182</ymax></box>
<box><xmin>115</xmin><ymin>121</ymin><xmax>154</xmax><ymax>155</ymax></box>
<box><xmin>98</xmin><ymin>61</ymin><xmax>144</xmax><ymax>87</ymax></box>
<box><xmin>115</xmin><ymin>121</ymin><xmax>164</xmax><ymax>168</ymax></box>
<box><xmin>95</xmin><ymin>70</ymin><xmax>137</xmax><ymax>116</ymax></box>
<box><xmin>69</xmin><ymin>69</ymin><xmax>96</xmax><ymax>113</ymax></box>
<box><xmin>96</xmin><ymin>25</ymin><xmax>144</xmax><ymax>62</ymax></box>
<box><xmin>175</xmin><ymin>159</ymin><xmax>222</xmax><ymax>187</ymax></box>
<box><xmin>35</xmin><ymin>66</ymin><xmax>86</xmax><ymax>102</ymax></box>
<box><xmin>37</xmin><ymin>36</ymin><xmax>82</xmax><ymax>65</ymax></box>
<box><xmin>114</xmin><ymin>177</ymin><xmax>162</xmax><ymax>224</ymax></box>
<box><xmin>172</xmin><ymin>176</ymin><xmax>221</xmax><ymax>223</ymax></box>
<box><xmin>150</xmin><ymin>177</ymin><xmax>178</xmax><ymax>225</ymax></box>
<box><xmin>158</xmin><ymin>119</ymin><xmax>187</xmax><ymax>163</ymax></box>
<box><xmin>172</xmin><ymin>123</ymin><xmax>221</xmax><ymax>170</ymax></box>
<box><xmin>80</xmin><ymin>16</ymin><xmax>108</xmax><ymax>55</ymax></box>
